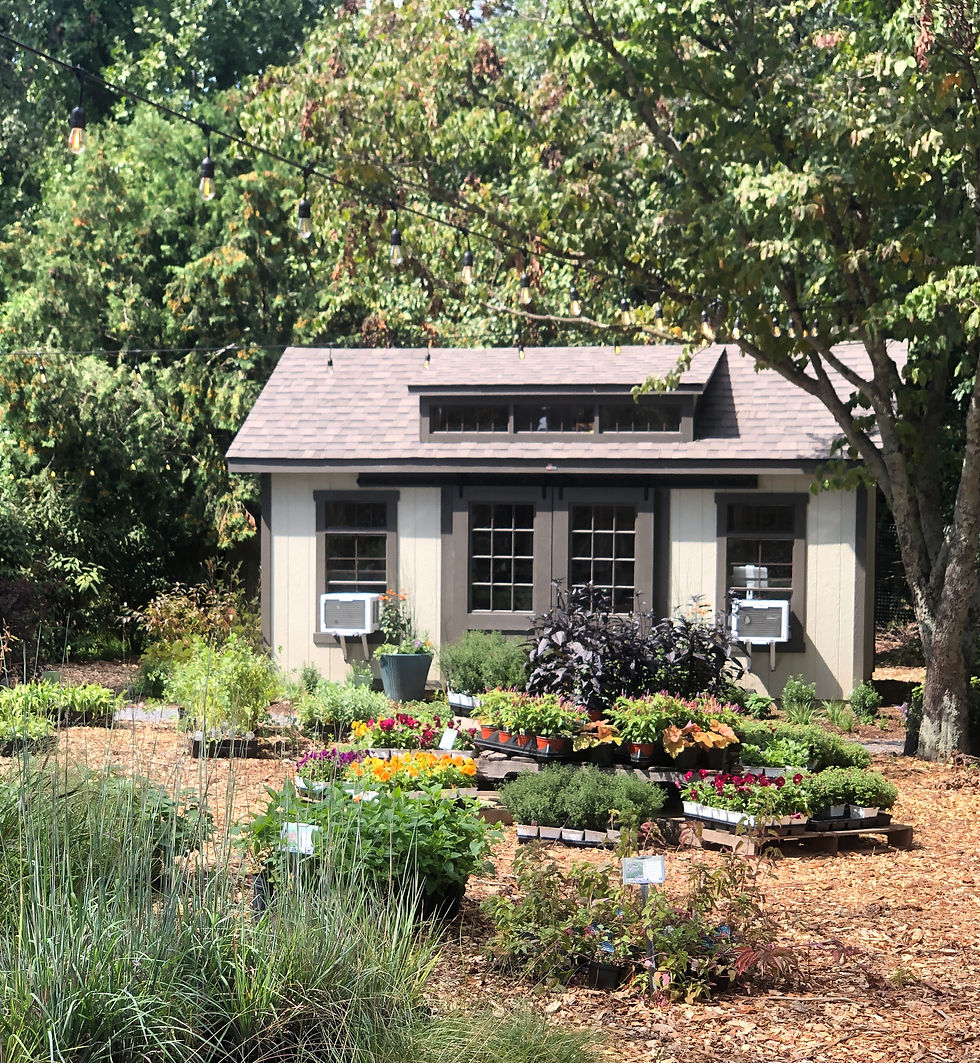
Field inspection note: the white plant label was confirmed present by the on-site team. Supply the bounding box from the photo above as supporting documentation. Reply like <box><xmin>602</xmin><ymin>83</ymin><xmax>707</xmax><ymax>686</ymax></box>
<box><xmin>621</xmin><ymin>855</ymin><xmax>666</xmax><ymax>885</ymax></box>
<box><xmin>280</xmin><ymin>822</ymin><xmax>319</xmax><ymax>855</ymax></box>
<box><xmin>438</xmin><ymin>727</ymin><xmax>458</xmax><ymax>751</ymax></box>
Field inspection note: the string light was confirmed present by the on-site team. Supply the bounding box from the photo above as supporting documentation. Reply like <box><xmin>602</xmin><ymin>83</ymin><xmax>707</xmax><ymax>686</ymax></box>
<box><xmin>771</xmin><ymin>315</ymin><xmax>782</xmax><ymax>338</ymax></box>
<box><xmin>519</xmin><ymin>271</ymin><xmax>532</xmax><ymax>306</ymax></box>
<box><xmin>424</xmin><ymin>350</ymin><xmax>431</xmax><ymax>368</ymax></box>
<box><xmin>786</xmin><ymin>318</ymin><xmax>796</xmax><ymax>339</ymax></box>
<box><xmin>390</xmin><ymin>210</ymin><xmax>402</xmax><ymax>265</ymax></box>
<box><xmin>461</xmin><ymin>242</ymin><xmax>474</xmax><ymax>285</ymax></box>
<box><xmin>569</xmin><ymin>281</ymin><xmax>582</xmax><ymax>317</ymax></box>
<box><xmin>653</xmin><ymin>296</ymin><xmax>664</xmax><ymax>326</ymax></box>
<box><xmin>67</xmin><ymin>68</ymin><xmax>86</xmax><ymax>154</ymax></box>
<box><xmin>619</xmin><ymin>295</ymin><xmax>634</xmax><ymax>327</ymax></box>
<box><xmin>700</xmin><ymin>308</ymin><xmax>715</xmax><ymax>342</ymax></box>
<box><xmin>731</xmin><ymin>314</ymin><xmax>742</xmax><ymax>340</ymax></box>
<box><xmin>38</xmin><ymin>359</ymin><xmax>47</xmax><ymax>385</ymax></box>
<box><xmin>297</xmin><ymin>167</ymin><xmax>312</xmax><ymax>240</ymax></box>
<box><xmin>199</xmin><ymin>128</ymin><xmax>216</xmax><ymax>201</ymax></box>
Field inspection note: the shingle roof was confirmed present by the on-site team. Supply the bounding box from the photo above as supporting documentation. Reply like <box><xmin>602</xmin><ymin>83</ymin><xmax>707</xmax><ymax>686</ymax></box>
<box><xmin>226</xmin><ymin>342</ymin><xmax>905</xmax><ymax>472</ymax></box>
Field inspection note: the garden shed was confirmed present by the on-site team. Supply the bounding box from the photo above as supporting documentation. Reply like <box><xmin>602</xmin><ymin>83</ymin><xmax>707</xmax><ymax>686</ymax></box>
<box><xmin>227</xmin><ymin>342</ymin><xmax>897</xmax><ymax>698</ymax></box>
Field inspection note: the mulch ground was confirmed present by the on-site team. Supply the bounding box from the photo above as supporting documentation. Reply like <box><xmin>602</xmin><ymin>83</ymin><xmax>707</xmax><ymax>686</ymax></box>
<box><xmin>13</xmin><ymin>659</ymin><xmax>979</xmax><ymax>1063</ymax></box>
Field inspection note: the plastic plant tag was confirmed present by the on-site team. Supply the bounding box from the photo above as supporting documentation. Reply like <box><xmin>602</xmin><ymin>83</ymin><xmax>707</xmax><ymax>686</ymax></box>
<box><xmin>438</xmin><ymin>727</ymin><xmax>458</xmax><ymax>751</ymax></box>
<box><xmin>621</xmin><ymin>855</ymin><xmax>666</xmax><ymax>885</ymax></box>
<box><xmin>280</xmin><ymin>822</ymin><xmax>319</xmax><ymax>855</ymax></box>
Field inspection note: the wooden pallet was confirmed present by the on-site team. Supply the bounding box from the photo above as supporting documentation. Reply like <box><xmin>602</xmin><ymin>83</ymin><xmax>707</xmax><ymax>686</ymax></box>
<box><xmin>683</xmin><ymin>819</ymin><xmax>914</xmax><ymax>856</ymax></box>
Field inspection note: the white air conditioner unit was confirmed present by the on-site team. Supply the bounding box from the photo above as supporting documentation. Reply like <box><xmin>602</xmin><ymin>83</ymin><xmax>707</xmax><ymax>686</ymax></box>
<box><xmin>319</xmin><ymin>593</ymin><xmax>382</xmax><ymax>636</ymax></box>
<box><xmin>731</xmin><ymin>599</ymin><xmax>790</xmax><ymax>644</ymax></box>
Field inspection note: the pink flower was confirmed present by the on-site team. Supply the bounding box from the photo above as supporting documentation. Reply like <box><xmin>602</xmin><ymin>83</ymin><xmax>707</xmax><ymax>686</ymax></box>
<box><xmin>684</xmin><ymin>771</ymin><xmax>694</xmax><ymax>782</ymax></box>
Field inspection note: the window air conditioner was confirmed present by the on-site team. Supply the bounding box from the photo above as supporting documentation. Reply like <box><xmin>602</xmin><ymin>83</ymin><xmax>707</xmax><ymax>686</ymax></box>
<box><xmin>731</xmin><ymin>599</ymin><xmax>790</xmax><ymax>644</ymax></box>
<box><xmin>319</xmin><ymin>593</ymin><xmax>382</xmax><ymax>636</ymax></box>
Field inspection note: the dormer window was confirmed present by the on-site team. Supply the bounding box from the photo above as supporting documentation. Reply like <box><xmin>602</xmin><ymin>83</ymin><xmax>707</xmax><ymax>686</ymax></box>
<box><xmin>422</xmin><ymin>394</ymin><xmax>689</xmax><ymax>439</ymax></box>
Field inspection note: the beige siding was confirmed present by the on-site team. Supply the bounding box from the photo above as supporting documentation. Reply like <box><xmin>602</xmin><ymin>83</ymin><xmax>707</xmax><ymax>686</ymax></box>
<box><xmin>670</xmin><ymin>478</ymin><xmax>867</xmax><ymax>700</ymax></box>
<box><xmin>267</xmin><ymin>477</ymin><xmax>444</xmax><ymax>681</ymax></box>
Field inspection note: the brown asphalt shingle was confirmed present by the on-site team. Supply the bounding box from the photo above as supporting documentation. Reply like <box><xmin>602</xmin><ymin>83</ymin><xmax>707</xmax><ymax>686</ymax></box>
<box><xmin>226</xmin><ymin>342</ymin><xmax>905</xmax><ymax>471</ymax></box>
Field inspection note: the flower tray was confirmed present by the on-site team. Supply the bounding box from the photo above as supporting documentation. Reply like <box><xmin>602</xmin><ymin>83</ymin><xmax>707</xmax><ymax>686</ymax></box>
<box><xmin>682</xmin><ymin>801</ymin><xmax>806</xmax><ymax>833</ymax></box>
<box><xmin>807</xmin><ymin>812</ymin><xmax>892</xmax><ymax>831</ymax></box>
<box><xmin>188</xmin><ymin>733</ymin><xmax>258</xmax><ymax>758</ymax></box>
<box><xmin>515</xmin><ymin>823</ymin><xmax>620</xmax><ymax>848</ymax></box>
<box><xmin>473</xmin><ymin>735</ymin><xmax>584</xmax><ymax>762</ymax></box>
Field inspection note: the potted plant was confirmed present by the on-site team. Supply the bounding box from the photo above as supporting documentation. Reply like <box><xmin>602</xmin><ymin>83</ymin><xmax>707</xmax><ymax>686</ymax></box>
<box><xmin>608</xmin><ymin>694</ymin><xmax>674</xmax><ymax>760</ymax></box>
<box><xmin>475</xmin><ymin>688</ymin><xmax>524</xmax><ymax>742</ymax></box>
<box><xmin>801</xmin><ymin>767</ymin><xmax>851</xmax><ymax>819</ymax></box>
<box><xmin>510</xmin><ymin>694</ymin><xmax>587</xmax><ymax>755</ymax></box>
<box><xmin>295</xmin><ymin>747</ymin><xmax>366</xmax><ymax>793</ymax></box>
<box><xmin>573</xmin><ymin>719</ymin><xmax>623</xmax><ymax>767</ymax></box>
<box><xmin>683</xmin><ymin>769</ymin><xmax>811</xmax><ymax>826</ymax></box>
<box><xmin>373</xmin><ymin>590</ymin><xmax>434</xmax><ymax>702</ymax></box>
<box><xmin>805</xmin><ymin>767</ymin><xmax>897</xmax><ymax>818</ymax></box>
<box><xmin>849</xmin><ymin>769</ymin><xmax>898</xmax><ymax>817</ymax></box>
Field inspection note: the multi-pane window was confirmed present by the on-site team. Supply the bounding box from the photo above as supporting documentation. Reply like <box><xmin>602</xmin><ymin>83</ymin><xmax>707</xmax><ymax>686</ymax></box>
<box><xmin>430</xmin><ymin>404</ymin><xmax>509</xmax><ymax>433</ymax></box>
<box><xmin>514</xmin><ymin>404</ymin><xmax>595</xmax><ymax>433</ymax></box>
<box><xmin>469</xmin><ymin>503</ymin><xmax>535</xmax><ymax>612</ymax></box>
<box><xmin>323</xmin><ymin>500</ymin><xmax>389</xmax><ymax>594</ymax></box>
<box><xmin>569</xmin><ymin>505</ymin><xmax>637</xmax><ymax>612</ymax></box>
<box><xmin>601</xmin><ymin>402</ymin><xmax>681</xmax><ymax>433</ymax></box>
<box><xmin>724</xmin><ymin>503</ymin><xmax>796</xmax><ymax>596</ymax></box>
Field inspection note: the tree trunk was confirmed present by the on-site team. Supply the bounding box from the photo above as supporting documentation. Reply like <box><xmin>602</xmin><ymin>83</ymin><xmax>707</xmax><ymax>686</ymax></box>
<box><xmin>918</xmin><ymin>619</ymin><xmax>973</xmax><ymax>759</ymax></box>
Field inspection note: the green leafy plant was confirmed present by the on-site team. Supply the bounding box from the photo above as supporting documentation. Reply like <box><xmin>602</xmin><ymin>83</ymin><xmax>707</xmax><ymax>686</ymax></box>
<box><xmin>738</xmin><ymin>736</ymin><xmax>810</xmax><ymax>769</ymax></box>
<box><xmin>483</xmin><ymin>848</ymin><xmax>792</xmax><ymax>1001</ymax></box>
<box><xmin>296</xmin><ymin>680</ymin><xmax>393</xmax><ymax>737</ymax></box>
<box><xmin>823</xmin><ymin>699</ymin><xmax>857</xmax><ymax>732</ymax></box>
<box><xmin>0</xmin><ymin>680</ymin><xmax>123</xmax><ymax>726</ymax></box>
<box><xmin>476</xmin><ymin>687</ymin><xmax>525</xmax><ymax>731</ymax></box>
<box><xmin>498</xmin><ymin>765</ymin><xmax>666</xmax><ymax>831</ymax></box>
<box><xmin>438</xmin><ymin>629</ymin><xmax>529</xmax><ymax>696</ymax></box>
<box><xmin>162</xmin><ymin>632</ymin><xmax>282</xmax><ymax>735</ymax></box>
<box><xmin>847</xmin><ymin>681</ymin><xmax>882</xmax><ymax>724</ymax></box>
<box><xmin>803</xmin><ymin>767</ymin><xmax>898</xmax><ymax>811</ymax></box>
<box><xmin>507</xmin><ymin>694</ymin><xmax>587</xmax><ymax>738</ymax></box>
<box><xmin>780</xmin><ymin>675</ymin><xmax>818</xmax><ymax>724</ymax></box>
<box><xmin>736</xmin><ymin>721</ymin><xmax>871</xmax><ymax>771</ymax></box>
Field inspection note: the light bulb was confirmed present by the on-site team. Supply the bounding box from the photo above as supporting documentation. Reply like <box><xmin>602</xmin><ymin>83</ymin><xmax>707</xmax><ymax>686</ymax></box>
<box><xmin>700</xmin><ymin>310</ymin><xmax>715</xmax><ymax>341</ymax></box>
<box><xmin>424</xmin><ymin>351</ymin><xmax>431</xmax><ymax>368</ymax></box>
<box><xmin>518</xmin><ymin>343</ymin><xmax>526</xmax><ymax>360</ymax></box>
<box><xmin>68</xmin><ymin>106</ymin><xmax>86</xmax><ymax>154</ymax></box>
<box><xmin>570</xmin><ymin>285</ymin><xmax>582</xmax><ymax>317</ymax></box>
<box><xmin>519</xmin><ymin>272</ymin><xmax>532</xmax><ymax>305</ymax></box>
<box><xmin>653</xmin><ymin>300</ymin><xmax>663</xmax><ymax>324</ymax></box>
<box><xmin>614</xmin><ymin>343</ymin><xmax>621</xmax><ymax>355</ymax></box>
<box><xmin>390</xmin><ymin>225</ymin><xmax>402</xmax><ymax>265</ymax></box>
<box><xmin>786</xmin><ymin>319</ymin><xmax>796</xmax><ymax>339</ymax></box>
<box><xmin>39</xmin><ymin>364</ymin><xmax>47</xmax><ymax>385</ymax></box>
<box><xmin>771</xmin><ymin>315</ymin><xmax>781</xmax><ymax>338</ymax></box>
<box><xmin>732</xmin><ymin>315</ymin><xmax>742</xmax><ymax>340</ymax></box>
<box><xmin>199</xmin><ymin>156</ymin><xmax>216</xmax><ymax>201</ymax></box>
<box><xmin>620</xmin><ymin>297</ymin><xmax>634</xmax><ymax>327</ymax></box>
<box><xmin>297</xmin><ymin>197</ymin><xmax>313</xmax><ymax>240</ymax></box>
<box><xmin>461</xmin><ymin>248</ymin><xmax>474</xmax><ymax>285</ymax></box>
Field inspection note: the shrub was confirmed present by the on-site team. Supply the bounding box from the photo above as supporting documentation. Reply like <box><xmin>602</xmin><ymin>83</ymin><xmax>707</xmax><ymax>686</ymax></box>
<box><xmin>527</xmin><ymin>585</ymin><xmax>744</xmax><ymax>715</ymax></box>
<box><xmin>483</xmin><ymin>848</ymin><xmax>792</xmax><ymax>1000</ymax></box>
<box><xmin>736</xmin><ymin>721</ymin><xmax>871</xmax><ymax>771</ymax></box>
<box><xmin>848</xmin><ymin>681</ymin><xmax>882</xmax><ymax>723</ymax></box>
<box><xmin>780</xmin><ymin>675</ymin><xmax>818</xmax><ymax>723</ymax></box>
<box><xmin>297</xmin><ymin>680</ymin><xmax>393</xmax><ymax>736</ymax></box>
<box><xmin>243</xmin><ymin>782</ymin><xmax>498</xmax><ymax>904</ymax></box>
<box><xmin>498</xmin><ymin>765</ymin><xmax>666</xmax><ymax>831</ymax></box>
<box><xmin>439</xmin><ymin>629</ymin><xmax>529</xmax><ymax>695</ymax></box>
<box><xmin>162</xmin><ymin>633</ymin><xmax>282</xmax><ymax>734</ymax></box>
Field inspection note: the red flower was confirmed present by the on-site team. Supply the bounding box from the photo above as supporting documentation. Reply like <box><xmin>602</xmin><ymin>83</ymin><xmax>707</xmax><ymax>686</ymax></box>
<box><xmin>793</xmin><ymin>773</ymin><xmax>804</xmax><ymax>785</ymax></box>
<box><xmin>684</xmin><ymin>771</ymin><xmax>695</xmax><ymax>782</ymax></box>
<box><xmin>774</xmin><ymin>777</ymin><xmax>786</xmax><ymax>788</ymax></box>
<box><xmin>759</xmin><ymin>776</ymin><xmax>771</xmax><ymax>787</ymax></box>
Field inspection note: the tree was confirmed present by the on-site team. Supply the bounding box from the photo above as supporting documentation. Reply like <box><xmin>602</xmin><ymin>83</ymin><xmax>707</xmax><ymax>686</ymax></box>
<box><xmin>242</xmin><ymin>0</ymin><xmax>979</xmax><ymax>758</ymax></box>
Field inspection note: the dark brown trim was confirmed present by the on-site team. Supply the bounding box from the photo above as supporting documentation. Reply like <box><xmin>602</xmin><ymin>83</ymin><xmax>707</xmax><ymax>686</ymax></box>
<box><xmin>312</xmin><ymin>490</ymin><xmax>399</xmax><ymax>638</ymax></box>
<box><xmin>653</xmin><ymin>489</ymin><xmax>671</xmax><ymax>618</ymax></box>
<box><xmin>259</xmin><ymin>474</ymin><xmax>272</xmax><ymax>652</ymax></box>
<box><xmin>855</xmin><ymin>486</ymin><xmax>873</xmax><ymax>679</ymax></box>
<box><xmin>714</xmin><ymin>492</ymin><xmax>808</xmax><ymax>653</ymax></box>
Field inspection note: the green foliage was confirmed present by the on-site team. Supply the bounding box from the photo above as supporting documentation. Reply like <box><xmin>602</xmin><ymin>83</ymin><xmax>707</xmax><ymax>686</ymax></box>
<box><xmin>243</xmin><ymin>781</ymin><xmax>498</xmax><ymax>902</ymax></box>
<box><xmin>300</xmin><ymin>662</ymin><xmax>322</xmax><ymax>694</ymax></box>
<box><xmin>780</xmin><ymin>676</ymin><xmax>819</xmax><ymax>724</ymax></box>
<box><xmin>296</xmin><ymin>679</ymin><xmax>395</xmax><ymax>737</ymax></box>
<box><xmin>803</xmin><ymin>767</ymin><xmax>898</xmax><ymax>812</ymax></box>
<box><xmin>498</xmin><ymin>765</ymin><xmax>666</xmax><ymax>831</ymax></box>
<box><xmin>483</xmin><ymin>848</ymin><xmax>792</xmax><ymax>1000</ymax></box>
<box><xmin>506</xmin><ymin>694</ymin><xmax>587</xmax><ymax>738</ymax></box>
<box><xmin>823</xmin><ymin>699</ymin><xmax>857</xmax><ymax>732</ymax></box>
<box><xmin>0</xmin><ymin>702</ymin><xmax>54</xmax><ymax>750</ymax></box>
<box><xmin>162</xmin><ymin>633</ymin><xmax>281</xmax><ymax>734</ymax></box>
<box><xmin>0</xmin><ymin>680</ymin><xmax>122</xmax><ymax>726</ymax></box>
<box><xmin>738</xmin><ymin>737</ymin><xmax>811</xmax><ymax>769</ymax></box>
<box><xmin>848</xmin><ymin>681</ymin><xmax>883</xmax><ymax>724</ymax></box>
<box><xmin>439</xmin><ymin>629</ymin><xmax>529</xmax><ymax>696</ymax></box>
<box><xmin>736</xmin><ymin>721</ymin><xmax>871</xmax><ymax>771</ymax></box>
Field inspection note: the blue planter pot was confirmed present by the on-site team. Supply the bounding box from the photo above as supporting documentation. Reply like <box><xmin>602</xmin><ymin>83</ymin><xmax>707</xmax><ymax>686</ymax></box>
<box><xmin>379</xmin><ymin>653</ymin><xmax>433</xmax><ymax>702</ymax></box>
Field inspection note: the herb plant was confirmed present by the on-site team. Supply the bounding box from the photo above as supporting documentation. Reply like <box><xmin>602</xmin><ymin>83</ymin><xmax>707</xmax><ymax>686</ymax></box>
<box><xmin>780</xmin><ymin>675</ymin><xmax>818</xmax><ymax>724</ymax></box>
<box><xmin>847</xmin><ymin>681</ymin><xmax>882</xmax><ymax>724</ymax></box>
<box><xmin>439</xmin><ymin>630</ymin><xmax>529</xmax><ymax>695</ymax></box>
<box><xmin>297</xmin><ymin>680</ymin><xmax>393</xmax><ymax>736</ymax></box>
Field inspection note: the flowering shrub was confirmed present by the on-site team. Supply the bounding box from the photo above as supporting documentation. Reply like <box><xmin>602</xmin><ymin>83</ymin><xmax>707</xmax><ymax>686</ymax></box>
<box><xmin>350</xmin><ymin>710</ymin><xmax>473</xmax><ymax>750</ymax></box>
<box><xmin>684</xmin><ymin>769</ymin><xmax>810</xmax><ymax>818</ymax></box>
<box><xmin>296</xmin><ymin>747</ymin><xmax>366</xmax><ymax>784</ymax></box>
<box><xmin>345</xmin><ymin>750</ymin><xmax>477</xmax><ymax>790</ymax></box>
